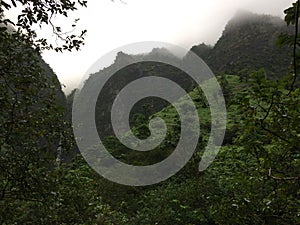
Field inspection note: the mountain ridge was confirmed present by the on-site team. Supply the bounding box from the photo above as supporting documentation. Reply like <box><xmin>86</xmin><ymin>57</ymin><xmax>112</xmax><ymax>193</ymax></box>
<box><xmin>191</xmin><ymin>11</ymin><xmax>292</xmax><ymax>78</ymax></box>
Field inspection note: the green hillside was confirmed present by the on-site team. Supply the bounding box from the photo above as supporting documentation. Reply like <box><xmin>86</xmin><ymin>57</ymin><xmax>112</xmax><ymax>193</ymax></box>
<box><xmin>61</xmin><ymin>9</ymin><xmax>300</xmax><ymax>223</ymax></box>
<box><xmin>96</xmin><ymin>70</ymin><xmax>299</xmax><ymax>224</ymax></box>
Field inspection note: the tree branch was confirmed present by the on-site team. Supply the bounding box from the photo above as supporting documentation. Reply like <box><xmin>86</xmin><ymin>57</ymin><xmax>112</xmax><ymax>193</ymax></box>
<box><xmin>268</xmin><ymin>168</ymin><xmax>300</xmax><ymax>181</ymax></box>
<box><xmin>289</xmin><ymin>0</ymin><xmax>300</xmax><ymax>95</ymax></box>
<box><xmin>259</xmin><ymin>91</ymin><xmax>291</xmax><ymax>144</ymax></box>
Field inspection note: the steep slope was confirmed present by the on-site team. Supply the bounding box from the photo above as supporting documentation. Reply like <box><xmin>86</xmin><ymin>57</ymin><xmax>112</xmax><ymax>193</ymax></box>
<box><xmin>190</xmin><ymin>43</ymin><xmax>212</xmax><ymax>60</ymax></box>
<box><xmin>0</xmin><ymin>30</ymin><xmax>66</xmax><ymax>161</ymax></box>
<box><xmin>72</xmin><ymin>12</ymin><xmax>293</xmax><ymax>140</ymax></box>
<box><xmin>80</xmin><ymin>49</ymin><xmax>195</xmax><ymax>137</ymax></box>
<box><xmin>191</xmin><ymin>11</ymin><xmax>292</xmax><ymax>79</ymax></box>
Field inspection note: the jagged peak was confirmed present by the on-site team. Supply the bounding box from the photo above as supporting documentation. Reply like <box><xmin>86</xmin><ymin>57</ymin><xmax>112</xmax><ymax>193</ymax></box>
<box><xmin>114</xmin><ymin>51</ymin><xmax>133</xmax><ymax>62</ymax></box>
<box><xmin>223</xmin><ymin>10</ymin><xmax>285</xmax><ymax>35</ymax></box>
<box><xmin>146</xmin><ymin>47</ymin><xmax>178</xmax><ymax>59</ymax></box>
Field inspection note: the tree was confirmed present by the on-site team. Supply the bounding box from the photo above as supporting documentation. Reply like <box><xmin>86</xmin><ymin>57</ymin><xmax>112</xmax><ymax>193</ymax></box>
<box><xmin>0</xmin><ymin>1</ymin><xmax>109</xmax><ymax>223</ymax></box>
<box><xmin>0</xmin><ymin>0</ymin><xmax>87</xmax><ymax>52</ymax></box>
<box><xmin>0</xmin><ymin>0</ymin><xmax>129</xmax><ymax>223</ymax></box>
<box><xmin>228</xmin><ymin>2</ymin><xmax>300</xmax><ymax>223</ymax></box>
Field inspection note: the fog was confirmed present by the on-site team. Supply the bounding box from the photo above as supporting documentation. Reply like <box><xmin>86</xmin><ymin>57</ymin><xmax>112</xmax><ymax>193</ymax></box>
<box><xmin>33</xmin><ymin>0</ymin><xmax>295</xmax><ymax>94</ymax></box>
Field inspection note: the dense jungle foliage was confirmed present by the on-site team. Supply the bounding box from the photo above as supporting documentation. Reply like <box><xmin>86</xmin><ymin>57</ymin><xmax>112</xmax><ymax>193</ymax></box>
<box><xmin>0</xmin><ymin>1</ymin><xmax>299</xmax><ymax>224</ymax></box>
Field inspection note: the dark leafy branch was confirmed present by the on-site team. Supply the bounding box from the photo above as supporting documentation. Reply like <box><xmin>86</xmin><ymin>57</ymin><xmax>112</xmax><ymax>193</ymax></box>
<box><xmin>258</xmin><ymin>90</ymin><xmax>291</xmax><ymax>144</ymax></box>
<box><xmin>0</xmin><ymin>0</ymin><xmax>88</xmax><ymax>52</ymax></box>
<box><xmin>290</xmin><ymin>0</ymin><xmax>300</xmax><ymax>94</ymax></box>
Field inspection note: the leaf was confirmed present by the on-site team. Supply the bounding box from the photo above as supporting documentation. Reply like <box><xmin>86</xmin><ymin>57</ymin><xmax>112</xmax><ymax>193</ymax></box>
<box><xmin>1</xmin><ymin>0</ymin><xmax>11</xmax><ymax>9</ymax></box>
<box><xmin>11</xmin><ymin>0</ymin><xmax>17</xmax><ymax>7</ymax></box>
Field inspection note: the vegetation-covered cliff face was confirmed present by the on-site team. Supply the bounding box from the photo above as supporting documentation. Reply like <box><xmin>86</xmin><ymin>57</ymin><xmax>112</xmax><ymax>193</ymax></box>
<box><xmin>0</xmin><ymin>30</ymin><xmax>72</xmax><ymax>222</ymax></box>
<box><xmin>39</xmin><ymin>59</ymin><xmax>66</xmax><ymax>106</ymax></box>
<box><xmin>0</xmin><ymin>1</ymin><xmax>115</xmax><ymax>223</ymax></box>
<box><xmin>191</xmin><ymin>11</ymin><xmax>292</xmax><ymax>79</ymax></box>
<box><xmin>78</xmin><ymin>49</ymin><xmax>196</xmax><ymax>137</ymax></box>
<box><xmin>0</xmin><ymin>33</ymin><xmax>66</xmax><ymax>147</ymax></box>
<box><xmin>0</xmin><ymin>24</ymin><xmax>66</xmax><ymax>108</ymax></box>
<box><xmin>71</xmin><ymin>12</ymin><xmax>293</xmax><ymax>139</ymax></box>
<box><xmin>189</xmin><ymin>43</ymin><xmax>212</xmax><ymax>60</ymax></box>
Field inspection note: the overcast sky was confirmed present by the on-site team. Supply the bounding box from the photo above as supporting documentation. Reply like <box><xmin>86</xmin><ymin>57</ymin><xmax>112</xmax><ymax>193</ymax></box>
<box><xmin>17</xmin><ymin>0</ymin><xmax>294</xmax><ymax>93</ymax></box>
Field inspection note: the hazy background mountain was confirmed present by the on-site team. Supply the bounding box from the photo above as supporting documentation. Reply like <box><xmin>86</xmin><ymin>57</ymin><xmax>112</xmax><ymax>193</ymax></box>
<box><xmin>68</xmin><ymin>11</ymin><xmax>292</xmax><ymax>139</ymax></box>
<box><xmin>190</xmin><ymin>11</ymin><xmax>292</xmax><ymax>79</ymax></box>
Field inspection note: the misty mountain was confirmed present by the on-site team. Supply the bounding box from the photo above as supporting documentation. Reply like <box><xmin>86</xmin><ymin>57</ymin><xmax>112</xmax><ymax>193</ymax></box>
<box><xmin>191</xmin><ymin>11</ymin><xmax>292</xmax><ymax>79</ymax></box>
<box><xmin>70</xmin><ymin>12</ymin><xmax>293</xmax><ymax>139</ymax></box>
<box><xmin>78</xmin><ymin>49</ymin><xmax>195</xmax><ymax>137</ymax></box>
